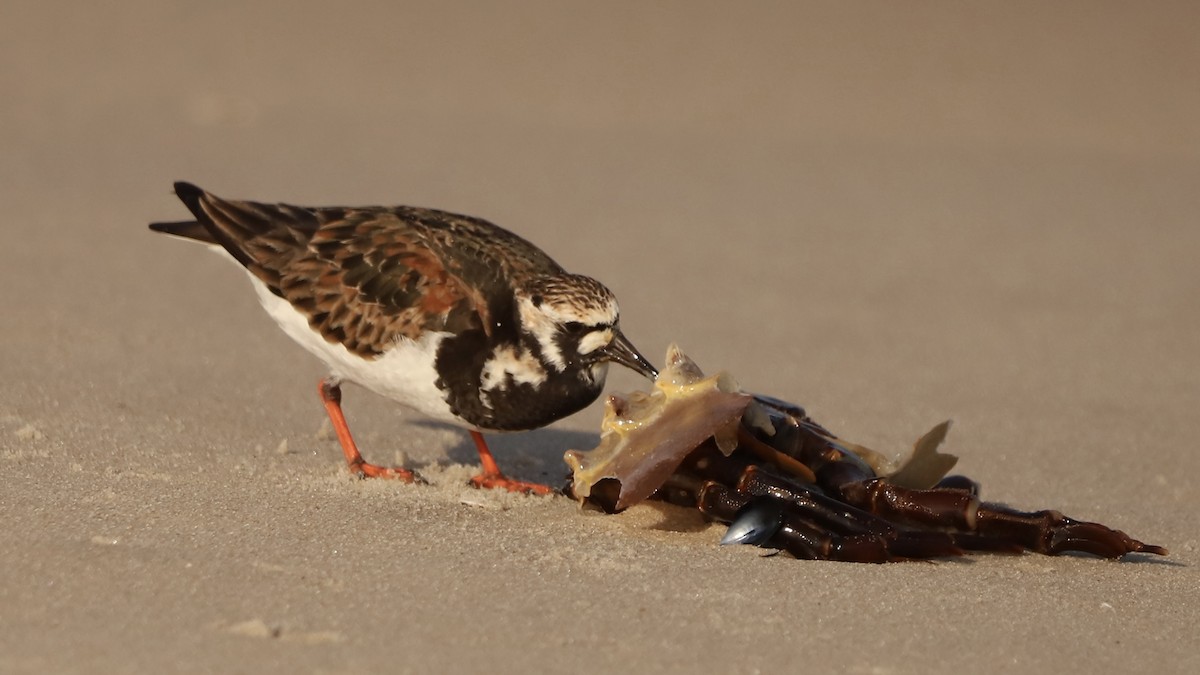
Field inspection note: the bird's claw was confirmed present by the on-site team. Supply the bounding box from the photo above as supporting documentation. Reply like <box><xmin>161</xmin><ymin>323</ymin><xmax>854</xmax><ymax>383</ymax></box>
<box><xmin>349</xmin><ymin>461</ymin><xmax>423</xmax><ymax>483</ymax></box>
<box><xmin>469</xmin><ymin>472</ymin><xmax>555</xmax><ymax>496</ymax></box>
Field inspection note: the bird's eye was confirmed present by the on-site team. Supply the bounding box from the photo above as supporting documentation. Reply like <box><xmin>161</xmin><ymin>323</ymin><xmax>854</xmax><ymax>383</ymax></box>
<box><xmin>563</xmin><ymin>321</ymin><xmax>587</xmax><ymax>335</ymax></box>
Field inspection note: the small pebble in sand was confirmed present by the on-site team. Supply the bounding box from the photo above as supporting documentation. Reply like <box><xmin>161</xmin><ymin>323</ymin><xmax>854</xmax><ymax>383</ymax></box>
<box><xmin>15</xmin><ymin>424</ymin><xmax>45</xmax><ymax>441</ymax></box>
<box><xmin>227</xmin><ymin>618</ymin><xmax>281</xmax><ymax>639</ymax></box>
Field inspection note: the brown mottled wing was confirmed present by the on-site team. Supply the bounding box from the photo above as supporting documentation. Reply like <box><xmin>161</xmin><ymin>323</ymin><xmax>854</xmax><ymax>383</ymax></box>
<box><xmin>171</xmin><ymin>182</ymin><xmax>563</xmax><ymax>358</ymax></box>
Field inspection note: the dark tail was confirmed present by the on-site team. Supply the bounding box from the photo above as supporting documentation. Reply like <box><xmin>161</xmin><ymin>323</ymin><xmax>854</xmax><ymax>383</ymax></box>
<box><xmin>148</xmin><ymin>219</ymin><xmax>216</xmax><ymax>244</ymax></box>
<box><xmin>149</xmin><ymin>181</ymin><xmax>260</xmax><ymax>268</ymax></box>
<box><xmin>148</xmin><ymin>182</ymin><xmax>222</xmax><ymax>244</ymax></box>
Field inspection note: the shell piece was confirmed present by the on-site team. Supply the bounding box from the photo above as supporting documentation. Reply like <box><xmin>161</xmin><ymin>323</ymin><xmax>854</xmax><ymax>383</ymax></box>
<box><xmin>720</xmin><ymin>498</ymin><xmax>784</xmax><ymax>546</ymax></box>
<box><xmin>885</xmin><ymin>420</ymin><xmax>958</xmax><ymax>489</ymax></box>
<box><xmin>832</xmin><ymin>421</ymin><xmax>957</xmax><ymax>489</ymax></box>
<box><xmin>564</xmin><ymin>344</ymin><xmax>752</xmax><ymax>511</ymax></box>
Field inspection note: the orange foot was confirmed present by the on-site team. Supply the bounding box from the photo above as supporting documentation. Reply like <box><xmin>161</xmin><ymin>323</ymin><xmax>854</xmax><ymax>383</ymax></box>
<box><xmin>466</xmin><ymin>430</ymin><xmax>554</xmax><ymax>495</ymax></box>
<box><xmin>320</xmin><ymin>379</ymin><xmax>422</xmax><ymax>483</ymax></box>
<box><xmin>469</xmin><ymin>471</ymin><xmax>554</xmax><ymax>495</ymax></box>
<box><xmin>348</xmin><ymin>459</ymin><xmax>421</xmax><ymax>483</ymax></box>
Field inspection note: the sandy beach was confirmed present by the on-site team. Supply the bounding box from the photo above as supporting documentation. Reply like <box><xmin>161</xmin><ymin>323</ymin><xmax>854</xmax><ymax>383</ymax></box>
<box><xmin>2</xmin><ymin>2</ymin><xmax>1197</xmax><ymax>673</ymax></box>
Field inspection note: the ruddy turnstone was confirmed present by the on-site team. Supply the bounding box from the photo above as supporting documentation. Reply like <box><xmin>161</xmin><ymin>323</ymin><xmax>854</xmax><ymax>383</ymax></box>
<box><xmin>150</xmin><ymin>182</ymin><xmax>657</xmax><ymax>494</ymax></box>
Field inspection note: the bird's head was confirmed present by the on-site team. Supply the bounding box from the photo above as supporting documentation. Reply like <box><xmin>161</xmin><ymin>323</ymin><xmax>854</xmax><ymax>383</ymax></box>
<box><xmin>514</xmin><ymin>274</ymin><xmax>657</xmax><ymax>381</ymax></box>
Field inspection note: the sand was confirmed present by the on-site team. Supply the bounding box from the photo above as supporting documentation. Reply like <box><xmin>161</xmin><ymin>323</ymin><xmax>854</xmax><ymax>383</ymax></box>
<box><xmin>2</xmin><ymin>2</ymin><xmax>1197</xmax><ymax>673</ymax></box>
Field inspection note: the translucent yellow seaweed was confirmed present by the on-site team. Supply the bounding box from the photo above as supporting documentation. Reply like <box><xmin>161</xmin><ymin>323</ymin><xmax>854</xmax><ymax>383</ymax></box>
<box><xmin>564</xmin><ymin>344</ymin><xmax>751</xmax><ymax>511</ymax></box>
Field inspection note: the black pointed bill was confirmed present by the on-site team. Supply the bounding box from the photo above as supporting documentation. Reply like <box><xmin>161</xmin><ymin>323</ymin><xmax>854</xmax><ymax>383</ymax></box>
<box><xmin>601</xmin><ymin>331</ymin><xmax>658</xmax><ymax>380</ymax></box>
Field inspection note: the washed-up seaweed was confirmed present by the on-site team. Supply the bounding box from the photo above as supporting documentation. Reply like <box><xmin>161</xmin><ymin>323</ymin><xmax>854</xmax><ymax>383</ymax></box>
<box><xmin>565</xmin><ymin>346</ymin><xmax>1165</xmax><ymax>562</ymax></box>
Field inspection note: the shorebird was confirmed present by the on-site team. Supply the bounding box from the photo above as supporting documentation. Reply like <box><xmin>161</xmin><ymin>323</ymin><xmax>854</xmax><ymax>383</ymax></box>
<box><xmin>151</xmin><ymin>182</ymin><xmax>657</xmax><ymax>494</ymax></box>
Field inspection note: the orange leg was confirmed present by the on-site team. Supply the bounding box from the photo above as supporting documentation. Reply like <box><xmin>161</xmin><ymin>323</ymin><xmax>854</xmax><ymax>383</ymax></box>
<box><xmin>468</xmin><ymin>430</ymin><xmax>553</xmax><ymax>495</ymax></box>
<box><xmin>318</xmin><ymin>378</ymin><xmax>417</xmax><ymax>482</ymax></box>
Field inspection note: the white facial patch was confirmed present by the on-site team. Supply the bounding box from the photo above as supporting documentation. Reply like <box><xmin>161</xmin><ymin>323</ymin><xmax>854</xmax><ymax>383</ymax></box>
<box><xmin>577</xmin><ymin>328</ymin><xmax>614</xmax><ymax>356</ymax></box>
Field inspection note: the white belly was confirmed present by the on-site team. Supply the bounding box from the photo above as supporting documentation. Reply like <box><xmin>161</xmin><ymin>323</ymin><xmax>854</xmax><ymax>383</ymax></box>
<box><xmin>243</xmin><ymin>269</ymin><xmax>467</xmax><ymax>427</ymax></box>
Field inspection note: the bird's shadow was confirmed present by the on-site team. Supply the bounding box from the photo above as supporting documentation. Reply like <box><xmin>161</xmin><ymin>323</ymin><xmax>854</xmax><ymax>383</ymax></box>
<box><xmin>411</xmin><ymin>420</ymin><xmax>600</xmax><ymax>483</ymax></box>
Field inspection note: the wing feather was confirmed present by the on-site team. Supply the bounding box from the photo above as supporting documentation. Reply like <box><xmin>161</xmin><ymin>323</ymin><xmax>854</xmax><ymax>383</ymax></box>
<box><xmin>164</xmin><ymin>182</ymin><xmax>563</xmax><ymax>358</ymax></box>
